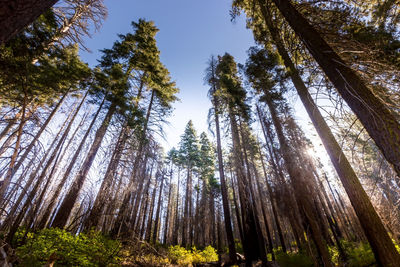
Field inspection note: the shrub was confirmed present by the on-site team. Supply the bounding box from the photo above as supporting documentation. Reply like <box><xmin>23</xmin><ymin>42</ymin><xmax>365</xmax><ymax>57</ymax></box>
<box><xmin>167</xmin><ymin>245</ymin><xmax>218</xmax><ymax>266</ymax></box>
<box><xmin>168</xmin><ymin>245</ymin><xmax>193</xmax><ymax>266</ymax></box>
<box><xmin>200</xmin><ymin>245</ymin><xmax>218</xmax><ymax>262</ymax></box>
<box><xmin>342</xmin><ymin>241</ymin><xmax>376</xmax><ymax>267</ymax></box>
<box><xmin>15</xmin><ymin>228</ymin><xmax>121</xmax><ymax>266</ymax></box>
<box><xmin>275</xmin><ymin>251</ymin><xmax>313</xmax><ymax>267</ymax></box>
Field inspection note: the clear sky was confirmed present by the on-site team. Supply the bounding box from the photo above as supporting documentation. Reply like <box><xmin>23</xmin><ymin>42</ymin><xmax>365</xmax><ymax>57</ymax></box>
<box><xmin>79</xmin><ymin>0</ymin><xmax>256</xmax><ymax>150</ymax></box>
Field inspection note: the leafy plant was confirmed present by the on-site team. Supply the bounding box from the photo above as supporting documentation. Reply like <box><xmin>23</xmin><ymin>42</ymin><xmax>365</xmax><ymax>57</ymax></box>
<box><xmin>275</xmin><ymin>251</ymin><xmax>313</xmax><ymax>267</ymax></box>
<box><xmin>200</xmin><ymin>245</ymin><xmax>218</xmax><ymax>262</ymax></box>
<box><xmin>15</xmin><ymin>228</ymin><xmax>121</xmax><ymax>266</ymax></box>
<box><xmin>167</xmin><ymin>245</ymin><xmax>218</xmax><ymax>266</ymax></box>
<box><xmin>341</xmin><ymin>240</ymin><xmax>376</xmax><ymax>267</ymax></box>
<box><xmin>168</xmin><ymin>245</ymin><xmax>193</xmax><ymax>266</ymax></box>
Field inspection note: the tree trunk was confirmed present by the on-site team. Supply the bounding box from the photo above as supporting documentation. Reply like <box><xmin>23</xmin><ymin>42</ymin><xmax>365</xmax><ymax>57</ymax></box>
<box><xmin>36</xmin><ymin>98</ymin><xmax>104</xmax><ymax>229</ymax></box>
<box><xmin>85</xmin><ymin>124</ymin><xmax>128</xmax><ymax>230</ymax></box>
<box><xmin>0</xmin><ymin>93</ymin><xmax>27</xmax><ymax>205</ymax></box>
<box><xmin>51</xmin><ymin>101</ymin><xmax>115</xmax><ymax>228</ymax></box>
<box><xmin>152</xmin><ymin>174</ymin><xmax>164</xmax><ymax>244</ymax></box>
<box><xmin>4</xmin><ymin>97</ymin><xmax>82</xmax><ymax>225</ymax></box>
<box><xmin>0</xmin><ymin>0</ymin><xmax>59</xmax><ymax>43</ymax></box>
<box><xmin>258</xmin><ymin>3</ymin><xmax>400</xmax><ymax>263</ymax></box>
<box><xmin>229</xmin><ymin>112</ymin><xmax>262</xmax><ymax>264</ymax></box>
<box><xmin>257</xmin><ymin>145</ymin><xmax>287</xmax><ymax>253</ymax></box>
<box><xmin>267</xmin><ymin>0</ymin><xmax>400</xmax><ymax>180</ymax></box>
<box><xmin>163</xmin><ymin>169</ymin><xmax>173</xmax><ymax>244</ymax></box>
<box><xmin>0</xmin><ymin>93</ymin><xmax>66</xmax><ymax>204</ymax></box>
<box><xmin>213</xmin><ymin>98</ymin><xmax>237</xmax><ymax>262</ymax></box>
<box><xmin>263</xmin><ymin>96</ymin><xmax>333</xmax><ymax>266</ymax></box>
<box><xmin>173</xmin><ymin>171</ymin><xmax>180</xmax><ymax>245</ymax></box>
<box><xmin>111</xmin><ymin>90</ymin><xmax>155</xmax><ymax>237</ymax></box>
<box><xmin>145</xmin><ymin>178</ymin><xmax>158</xmax><ymax>243</ymax></box>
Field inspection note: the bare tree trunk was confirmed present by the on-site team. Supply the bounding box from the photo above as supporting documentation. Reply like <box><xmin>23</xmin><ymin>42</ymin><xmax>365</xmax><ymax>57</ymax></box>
<box><xmin>85</xmin><ymin>124</ymin><xmax>127</xmax><ymax>230</ymax></box>
<box><xmin>213</xmin><ymin>97</ymin><xmax>237</xmax><ymax>262</ymax></box>
<box><xmin>111</xmin><ymin>90</ymin><xmax>155</xmax><ymax>237</ymax></box>
<box><xmin>37</xmin><ymin>101</ymin><xmax>103</xmax><ymax>229</ymax></box>
<box><xmin>163</xmin><ymin>170</ymin><xmax>173</xmax><ymax>244</ymax></box>
<box><xmin>182</xmin><ymin>167</ymin><xmax>191</xmax><ymax>247</ymax></box>
<box><xmin>0</xmin><ymin>93</ymin><xmax>66</xmax><ymax>204</ymax></box>
<box><xmin>229</xmin><ymin>112</ymin><xmax>262</xmax><ymax>264</ymax></box>
<box><xmin>263</xmin><ymin>96</ymin><xmax>332</xmax><ymax>266</ymax></box>
<box><xmin>173</xmin><ymin>171</ymin><xmax>180</xmax><ymax>245</ymax></box>
<box><xmin>229</xmin><ymin>170</ymin><xmax>244</xmax><ymax>245</ymax></box>
<box><xmin>3</xmin><ymin>102</ymin><xmax>77</xmax><ymax>226</ymax></box>
<box><xmin>257</xmin><ymin>145</ymin><xmax>287</xmax><ymax>253</ymax></box>
<box><xmin>0</xmin><ymin>0</ymin><xmax>59</xmax><ymax>43</ymax></box>
<box><xmin>152</xmin><ymin>173</ymin><xmax>164</xmax><ymax>244</ymax></box>
<box><xmin>258</xmin><ymin>2</ymin><xmax>400</xmax><ymax>264</ymax></box>
<box><xmin>51</xmin><ymin>101</ymin><xmax>116</xmax><ymax>228</ymax></box>
<box><xmin>145</xmin><ymin>178</ymin><xmax>158</xmax><ymax>243</ymax></box>
<box><xmin>0</xmin><ymin>93</ymin><xmax>27</xmax><ymax>205</ymax></box>
<box><xmin>267</xmin><ymin>0</ymin><xmax>400</xmax><ymax>180</ymax></box>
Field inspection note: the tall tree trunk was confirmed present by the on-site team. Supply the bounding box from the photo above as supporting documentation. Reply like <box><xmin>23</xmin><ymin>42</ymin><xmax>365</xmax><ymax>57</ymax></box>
<box><xmin>138</xmin><ymin>177</ymin><xmax>152</xmax><ymax>239</ymax></box>
<box><xmin>0</xmin><ymin>93</ymin><xmax>66</xmax><ymax>204</ymax></box>
<box><xmin>111</xmin><ymin>90</ymin><xmax>155</xmax><ymax>237</ymax></box>
<box><xmin>229</xmin><ymin>112</ymin><xmax>262</xmax><ymax>264</ymax></box>
<box><xmin>229</xmin><ymin>170</ymin><xmax>244</xmax><ymax>246</ymax></box>
<box><xmin>4</xmin><ymin>97</ymin><xmax>81</xmax><ymax>224</ymax></box>
<box><xmin>85</xmin><ymin>124</ymin><xmax>128</xmax><ymax>230</ymax></box>
<box><xmin>0</xmin><ymin>93</ymin><xmax>27</xmax><ymax>205</ymax></box>
<box><xmin>266</xmin><ymin>0</ymin><xmax>400</xmax><ymax>181</ymax></box>
<box><xmin>163</xmin><ymin>170</ymin><xmax>173</xmax><ymax>244</ymax></box>
<box><xmin>36</xmin><ymin>98</ymin><xmax>104</xmax><ymax>229</ymax></box>
<box><xmin>0</xmin><ymin>0</ymin><xmax>59</xmax><ymax>43</ymax></box>
<box><xmin>213</xmin><ymin>98</ymin><xmax>237</xmax><ymax>262</ymax></box>
<box><xmin>258</xmin><ymin>3</ymin><xmax>400</xmax><ymax>264</ymax></box>
<box><xmin>173</xmin><ymin>171</ymin><xmax>180</xmax><ymax>245</ymax></box>
<box><xmin>182</xmin><ymin>167</ymin><xmax>191</xmax><ymax>247</ymax></box>
<box><xmin>257</xmin><ymin>145</ymin><xmax>287</xmax><ymax>253</ymax></box>
<box><xmin>258</xmin><ymin>107</ymin><xmax>307</xmax><ymax>251</ymax></box>
<box><xmin>51</xmin><ymin>101</ymin><xmax>115</xmax><ymax>228</ymax></box>
<box><xmin>0</xmin><ymin>110</ymin><xmax>22</xmax><ymax>143</ymax></box>
<box><xmin>6</xmin><ymin>115</ymin><xmax>69</xmax><ymax>243</ymax></box>
<box><xmin>263</xmin><ymin>96</ymin><xmax>332</xmax><ymax>266</ymax></box>
<box><xmin>252</xmin><ymin>158</ymin><xmax>275</xmax><ymax>260</ymax></box>
<box><xmin>145</xmin><ymin>178</ymin><xmax>158</xmax><ymax>243</ymax></box>
<box><xmin>152</xmin><ymin>174</ymin><xmax>164</xmax><ymax>244</ymax></box>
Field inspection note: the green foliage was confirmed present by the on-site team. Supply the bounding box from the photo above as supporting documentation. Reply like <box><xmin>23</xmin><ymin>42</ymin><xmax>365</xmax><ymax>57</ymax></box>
<box><xmin>234</xmin><ymin>239</ymin><xmax>243</xmax><ymax>254</ymax></box>
<box><xmin>215</xmin><ymin>53</ymin><xmax>250</xmax><ymax>120</ymax></box>
<box><xmin>200</xmin><ymin>245</ymin><xmax>219</xmax><ymax>262</ymax></box>
<box><xmin>168</xmin><ymin>245</ymin><xmax>194</xmax><ymax>266</ymax></box>
<box><xmin>15</xmin><ymin>228</ymin><xmax>121</xmax><ymax>266</ymax></box>
<box><xmin>178</xmin><ymin>120</ymin><xmax>201</xmax><ymax>168</ymax></box>
<box><xmin>341</xmin><ymin>240</ymin><xmax>376</xmax><ymax>267</ymax></box>
<box><xmin>167</xmin><ymin>245</ymin><xmax>218</xmax><ymax>266</ymax></box>
<box><xmin>275</xmin><ymin>251</ymin><xmax>313</xmax><ymax>267</ymax></box>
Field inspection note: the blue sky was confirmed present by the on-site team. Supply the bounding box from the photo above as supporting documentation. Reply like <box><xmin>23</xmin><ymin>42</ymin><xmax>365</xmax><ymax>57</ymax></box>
<box><xmin>79</xmin><ymin>0</ymin><xmax>255</xmax><ymax>150</ymax></box>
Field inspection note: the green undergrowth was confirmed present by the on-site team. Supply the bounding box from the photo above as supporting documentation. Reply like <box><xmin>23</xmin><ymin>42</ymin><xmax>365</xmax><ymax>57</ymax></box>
<box><xmin>329</xmin><ymin>240</ymin><xmax>377</xmax><ymax>266</ymax></box>
<box><xmin>167</xmin><ymin>245</ymin><xmax>218</xmax><ymax>266</ymax></box>
<box><xmin>274</xmin><ymin>250</ymin><xmax>313</xmax><ymax>267</ymax></box>
<box><xmin>12</xmin><ymin>228</ymin><xmax>219</xmax><ymax>266</ymax></box>
<box><xmin>14</xmin><ymin>228</ymin><xmax>121</xmax><ymax>266</ymax></box>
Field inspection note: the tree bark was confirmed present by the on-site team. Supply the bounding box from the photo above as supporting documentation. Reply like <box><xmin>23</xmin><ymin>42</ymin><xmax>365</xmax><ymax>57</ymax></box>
<box><xmin>263</xmin><ymin>96</ymin><xmax>333</xmax><ymax>266</ymax></box>
<box><xmin>258</xmin><ymin>3</ymin><xmax>400</xmax><ymax>264</ymax></box>
<box><xmin>0</xmin><ymin>93</ymin><xmax>66</xmax><ymax>204</ymax></box>
<box><xmin>0</xmin><ymin>0</ymin><xmax>59</xmax><ymax>43</ymax></box>
<box><xmin>37</xmin><ymin>98</ymin><xmax>104</xmax><ymax>229</ymax></box>
<box><xmin>267</xmin><ymin>0</ymin><xmax>400</xmax><ymax>181</ymax></box>
<box><xmin>213</xmin><ymin>97</ymin><xmax>237</xmax><ymax>262</ymax></box>
<box><xmin>152</xmin><ymin>173</ymin><xmax>164</xmax><ymax>244</ymax></box>
<box><xmin>51</xmin><ymin>101</ymin><xmax>115</xmax><ymax>228</ymax></box>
